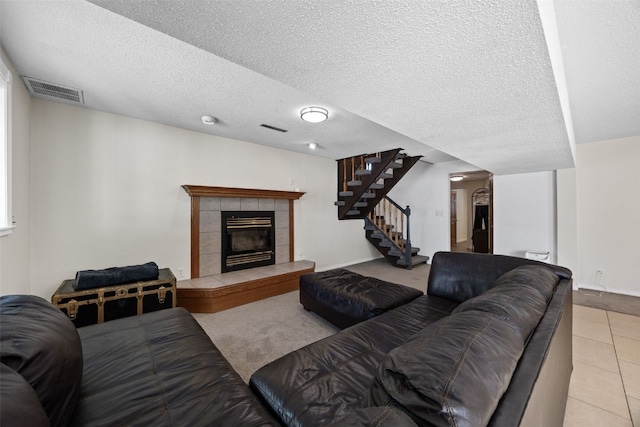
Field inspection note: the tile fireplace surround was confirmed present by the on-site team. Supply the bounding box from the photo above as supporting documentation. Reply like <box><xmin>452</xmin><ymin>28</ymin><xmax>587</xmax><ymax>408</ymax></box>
<box><xmin>182</xmin><ymin>186</ymin><xmax>305</xmax><ymax>278</ymax></box>
<box><xmin>180</xmin><ymin>186</ymin><xmax>310</xmax><ymax>313</ymax></box>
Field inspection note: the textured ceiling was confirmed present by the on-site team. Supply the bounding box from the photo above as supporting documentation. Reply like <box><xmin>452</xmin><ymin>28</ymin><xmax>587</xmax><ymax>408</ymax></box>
<box><xmin>553</xmin><ymin>0</ymin><xmax>640</xmax><ymax>144</ymax></box>
<box><xmin>1</xmin><ymin>0</ymin><xmax>454</xmax><ymax>163</ymax></box>
<box><xmin>1</xmin><ymin>1</ymin><xmax>638</xmax><ymax>175</ymax></box>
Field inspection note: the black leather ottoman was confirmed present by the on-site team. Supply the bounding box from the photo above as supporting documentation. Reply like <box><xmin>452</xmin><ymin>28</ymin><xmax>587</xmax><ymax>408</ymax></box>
<box><xmin>299</xmin><ymin>269</ymin><xmax>424</xmax><ymax>329</ymax></box>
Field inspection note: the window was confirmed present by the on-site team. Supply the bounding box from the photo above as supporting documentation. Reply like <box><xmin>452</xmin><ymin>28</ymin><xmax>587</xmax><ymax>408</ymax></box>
<box><xmin>0</xmin><ymin>58</ymin><xmax>12</xmax><ymax>236</ymax></box>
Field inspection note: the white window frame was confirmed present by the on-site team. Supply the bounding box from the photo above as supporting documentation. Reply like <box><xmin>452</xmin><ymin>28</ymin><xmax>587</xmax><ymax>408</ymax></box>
<box><xmin>0</xmin><ymin>57</ymin><xmax>13</xmax><ymax>237</ymax></box>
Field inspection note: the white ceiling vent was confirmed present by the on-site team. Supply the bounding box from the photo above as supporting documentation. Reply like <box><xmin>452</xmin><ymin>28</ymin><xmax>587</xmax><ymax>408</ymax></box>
<box><xmin>21</xmin><ymin>76</ymin><xmax>84</xmax><ymax>104</ymax></box>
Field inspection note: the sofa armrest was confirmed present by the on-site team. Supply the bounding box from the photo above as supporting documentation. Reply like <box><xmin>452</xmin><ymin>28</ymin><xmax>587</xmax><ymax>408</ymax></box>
<box><xmin>427</xmin><ymin>252</ymin><xmax>572</xmax><ymax>303</ymax></box>
<box><xmin>1</xmin><ymin>364</ymin><xmax>49</xmax><ymax>427</ymax></box>
<box><xmin>0</xmin><ymin>295</ymin><xmax>83</xmax><ymax>427</ymax></box>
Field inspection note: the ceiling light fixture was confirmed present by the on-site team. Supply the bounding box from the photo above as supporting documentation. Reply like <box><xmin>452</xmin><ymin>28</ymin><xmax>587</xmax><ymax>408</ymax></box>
<box><xmin>450</xmin><ymin>175</ymin><xmax>464</xmax><ymax>182</ymax></box>
<box><xmin>300</xmin><ymin>107</ymin><xmax>328</xmax><ymax>123</ymax></box>
<box><xmin>201</xmin><ymin>115</ymin><xmax>218</xmax><ymax>125</ymax></box>
<box><xmin>308</xmin><ymin>142</ymin><xmax>318</xmax><ymax>150</ymax></box>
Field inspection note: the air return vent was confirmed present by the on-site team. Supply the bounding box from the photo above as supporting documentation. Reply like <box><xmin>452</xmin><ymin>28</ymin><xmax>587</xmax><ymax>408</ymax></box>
<box><xmin>260</xmin><ymin>124</ymin><xmax>288</xmax><ymax>133</ymax></box>
<box><xmin>22</xmin><ymin>76</ymin><xmax>84</xmax><ymax>104</ymax></box>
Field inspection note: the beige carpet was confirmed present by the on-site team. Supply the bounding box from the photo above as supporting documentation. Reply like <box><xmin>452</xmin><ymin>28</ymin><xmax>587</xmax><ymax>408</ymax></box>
<box><xmin>193</xmin><ymin>290</ymin><xmax>337</xmax><ymax>382</ymax></box>
<box><xmin>192</xmin><ymin>258</ymin><xmax>431</xmax><ymax>382</ymax></box>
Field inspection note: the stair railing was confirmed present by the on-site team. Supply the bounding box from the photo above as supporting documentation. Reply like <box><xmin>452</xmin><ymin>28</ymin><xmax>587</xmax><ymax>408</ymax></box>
<box><xmin>338</xmin><ymin>154</ymin><xmax>365</xmax><ymax>192</ymax></box>
<box><xmin>337</xmin><ymin>149</ymin><xmax>406</xmax><ymax>219</ymax></box>
<box><xmin>368</xmin><ymin>196</ymin><xmax>412</xmax><ymax>267</ymax></box>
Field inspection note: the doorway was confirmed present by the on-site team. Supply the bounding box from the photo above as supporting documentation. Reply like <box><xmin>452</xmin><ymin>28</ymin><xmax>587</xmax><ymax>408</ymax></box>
<box><xmin>450</xmin><ymin>191</ymin><xmax>457</xmax><ymax>247</ymax></box>
<box><xmin>449</xmin><ymin>171</ymin><xmax>493</xmax><ymax>254</ymax></box>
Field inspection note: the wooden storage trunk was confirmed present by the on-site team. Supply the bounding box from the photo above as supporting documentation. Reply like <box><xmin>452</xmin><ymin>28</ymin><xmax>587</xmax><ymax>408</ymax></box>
<box><xmin>51</xmin><ymin>268</ymin><xmax>176</xmax><ymax>327</ymax></box>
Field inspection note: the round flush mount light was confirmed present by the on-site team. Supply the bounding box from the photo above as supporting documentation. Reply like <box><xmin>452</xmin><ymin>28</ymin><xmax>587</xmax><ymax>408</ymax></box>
<box><xmin>308</xmin><ymin>142</ymin><xmax>318</xmax><ymax>150</ymax></box>
<box><xmin>300</xmin><ymin>107</ymin><xmax>328</xmax><ymax>123</ymax></box>
<box><xmin>201</xmin><ymin>115</ymin><xmax>218</xmax><ymax>125</ymax></box>
<box><xmin>450</xmin><ymin>175</ymin><xmax>464</xmax><ymax>182</ymax></box>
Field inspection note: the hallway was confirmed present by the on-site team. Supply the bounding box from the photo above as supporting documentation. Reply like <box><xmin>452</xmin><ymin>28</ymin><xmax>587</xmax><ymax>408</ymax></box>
<box><xmin>451</xmin><ymin>239</ymin><xmax>473</xmax><ymax>253</ymax></box>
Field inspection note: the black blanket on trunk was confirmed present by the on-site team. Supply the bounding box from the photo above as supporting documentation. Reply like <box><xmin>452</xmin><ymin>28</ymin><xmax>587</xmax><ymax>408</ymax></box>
<box><xmin>74</xmin><ymin>262</ymin><xmax>159</xmax><ymax>290</ymax></box>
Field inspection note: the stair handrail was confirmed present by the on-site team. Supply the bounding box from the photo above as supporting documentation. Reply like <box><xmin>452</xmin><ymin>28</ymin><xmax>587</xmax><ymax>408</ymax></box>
<box><xmin>368</xmin><ymin>196</ymin><xmax>413</xmax><ymax>267</ymax></box>
<box><xmin>384</xmin><ymin>196</ymin><xmax>412</xmax><ymax>267</ymax></box>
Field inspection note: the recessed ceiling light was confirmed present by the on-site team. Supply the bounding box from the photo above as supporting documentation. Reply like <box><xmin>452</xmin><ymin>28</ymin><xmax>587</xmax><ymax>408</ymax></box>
<box><xmin>201</xmin><ymin>115</ymin><xmax>218</xmax><ymax>125</ymax></box>
<box><xmin>308</xmin><ymin>142</ymin><xmax>318</xmax><ymax>150</ymax></box>
<box><xmin>300</xmin><ymin>107</ymin><xmax>328</xmax><ymax>123</ymax></box>
<box><xmin>450</xmin><ymin>175</ymin><xmax>464</xmax><ymax>182</ymax></box>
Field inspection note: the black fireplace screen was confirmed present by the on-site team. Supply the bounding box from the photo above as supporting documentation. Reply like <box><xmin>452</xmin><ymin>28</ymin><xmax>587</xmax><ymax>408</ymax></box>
<box><xmin>221</xmin><ymin>211</ymin><xmax>275</xmax><ymax>273</ymax></box>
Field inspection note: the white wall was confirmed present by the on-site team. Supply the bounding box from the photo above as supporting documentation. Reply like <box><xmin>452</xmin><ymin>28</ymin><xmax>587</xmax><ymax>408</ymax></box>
<box><xmin>493</xmin><ymin>171</ymin><xmax>557</xmax><ymax>263</ymax></box>
<box><xmin>27</xmin><ymin>100</ymin><xmax>374</xmax><ymax>299</ymax></box>
<box><xmin>0</xmin><ymin>49</ymin><xmax>31</xmax><ymax>296</ymax></box>
<box><xmin>390</xmin><ymin>162</ymin><xmax>559</xmax><ymax>268</ymax></box>
<box><xmin>556</xmin><ymin>167</ymin><xmax>577</xmax><ymax>275</ymax></box>
<box><xmin>571</xmin><ymin>137</ymin><xmax>640</xmax><ymax>296</ymax></box>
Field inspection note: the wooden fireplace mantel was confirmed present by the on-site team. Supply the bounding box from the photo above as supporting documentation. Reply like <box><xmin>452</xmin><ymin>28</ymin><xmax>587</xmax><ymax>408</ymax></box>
<box><xmin>182</xmin><ymin>185</ymin><xmax>305</xmax><ymax>200</ymax></box>
<box><xmin>182</xmin><ymin>185</ymin><xmax>305</xmax><ymax>279</ymax></box>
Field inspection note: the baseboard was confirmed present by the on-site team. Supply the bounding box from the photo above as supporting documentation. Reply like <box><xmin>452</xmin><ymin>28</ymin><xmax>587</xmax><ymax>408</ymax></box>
<box><xmin>318</xmin><ymin>256</ymin><xmax>382</xmax><ymax>272</ymax></box>
<box><xmin>574</xmin><ymin>283</ymin><xmax>640</xmax><ymax>298</ymax></box>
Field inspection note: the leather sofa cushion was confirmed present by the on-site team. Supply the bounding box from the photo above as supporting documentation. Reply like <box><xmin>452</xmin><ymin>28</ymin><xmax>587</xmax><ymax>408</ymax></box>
<box><xmin>69</xmin><ymin>307</ymin><xmax>276</xmax><ymax>426</ymax></box>
<box><xmin>250</xmin><ymin>295</ymin><xmax>458</xmax><ymax>427</ymax></box>
<box><xmin>368</xmin><ymin>311</ymin><xmax>525</xmax><ymax>427</ymax></box>
<box><xmin>0</xmin><ymin>363</ymin><xmax>49</xmax><ymax>427</ymax></box>
<box><xmin>490</xmin><ymin>264</ymin><xmax>560</xmax><ymax>301</ymax></box>
<box><xmin>452</xmin><ymin>286</ymin><xmax>546</xmax><ymax>342</ymax></box>
<box><xmin>0</xmin><ymin>295</ymin><xmax>83</xmax><ymax>427</ymax></box>
<box><xmin>452</xmin><ymin>265</ymin><xmax>558</xmax><ymax>341</ymax></box>
<box><xmin>328</xmin><ymin>407</ymin><xmax>418</xmax><ymax>427</ymax></box>
<box><xmin>427</xmin><ymin>252</ymin><xmax>569</xmax><ymax>303</ymax></box>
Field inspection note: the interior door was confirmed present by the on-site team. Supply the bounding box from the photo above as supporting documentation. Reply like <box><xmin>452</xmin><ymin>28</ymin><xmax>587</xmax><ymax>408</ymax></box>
<box><xmin>450</xmin><ymin>191</ymin><xmax>457</xmax><ymax>247</ymax></box>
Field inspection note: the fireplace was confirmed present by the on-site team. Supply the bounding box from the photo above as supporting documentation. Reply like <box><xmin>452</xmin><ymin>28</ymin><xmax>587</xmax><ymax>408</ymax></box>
<box><xmin>221</xmin><ymin>211</ymin><xmax>275</xmax><ymax>273</ymax></box>
<box><xmin>182</xmin><ymin>185</ymin><xmax>305</xmax><ymax>278</ymax></box>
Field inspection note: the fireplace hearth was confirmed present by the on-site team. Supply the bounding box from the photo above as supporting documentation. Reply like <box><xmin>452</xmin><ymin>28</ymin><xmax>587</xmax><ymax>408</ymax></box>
<box><xmin>221</xmin><ymin>211</ymin><xmax>275</xmax><ymax>273</ymax></box>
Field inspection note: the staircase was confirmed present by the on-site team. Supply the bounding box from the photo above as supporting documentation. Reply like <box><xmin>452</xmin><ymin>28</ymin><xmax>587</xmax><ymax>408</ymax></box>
<box><xmin>335</xmin><ymin>148</ymin><xmax>429</xmax><ymax>269</ymax></box>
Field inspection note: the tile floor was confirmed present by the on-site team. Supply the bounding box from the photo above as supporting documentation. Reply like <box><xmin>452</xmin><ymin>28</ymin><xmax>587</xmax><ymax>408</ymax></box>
<box><xmin>564</xmin><ymin>305</ymin><xmax>640</xmax><ymax>426</ymax></box>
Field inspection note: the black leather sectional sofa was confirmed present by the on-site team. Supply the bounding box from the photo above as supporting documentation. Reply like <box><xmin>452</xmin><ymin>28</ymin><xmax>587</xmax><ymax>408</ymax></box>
<box><xmin>0</xmin><ymin>296</ymin><xmax>277</xmax><ymax>427</ymax></box>
<box><xmin>0</xmin><ymin>252</ymin><xmax>572</xmax><ymax>427</ymax></box>
<box><xmin>250</xmin><ymin>252</ymin><xmax>573</xmax><ymax>426</ymax></box>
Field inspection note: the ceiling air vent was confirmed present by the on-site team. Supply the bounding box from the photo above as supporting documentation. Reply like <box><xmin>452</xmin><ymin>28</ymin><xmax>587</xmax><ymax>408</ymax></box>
<box><xmin>260</xmin><ymin>124</ymin><xmax>288</xmax><ymax>133</ymax></box>
<box><xmin>21</xmin><ymin>76</ymin><xmax>84</xmax><ymax>104</ymax></box>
